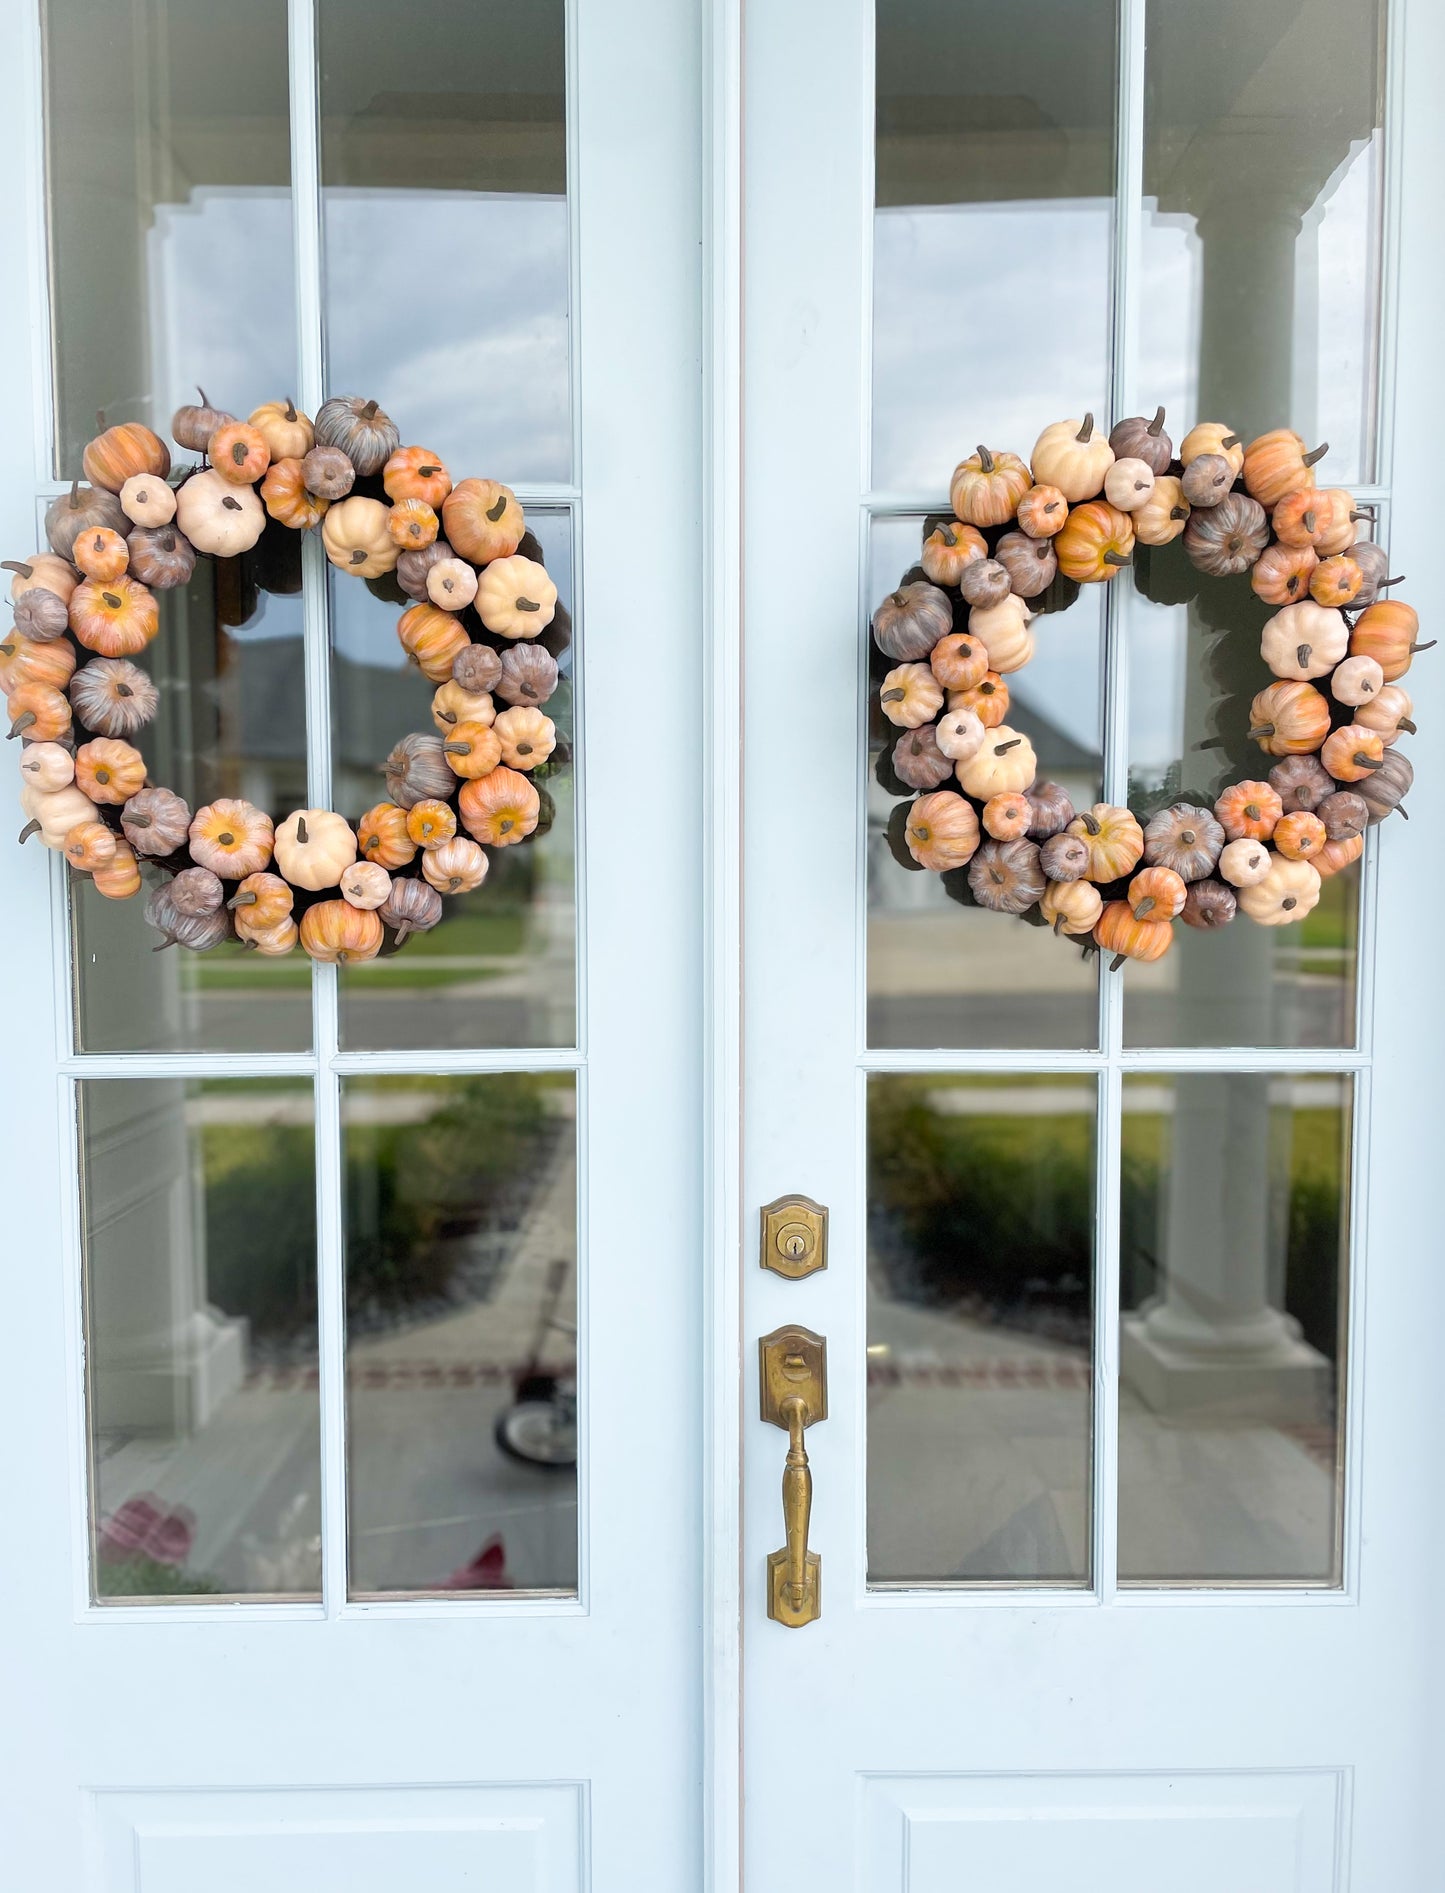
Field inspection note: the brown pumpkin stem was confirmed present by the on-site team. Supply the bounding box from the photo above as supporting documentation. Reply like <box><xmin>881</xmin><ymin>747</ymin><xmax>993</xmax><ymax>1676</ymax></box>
<box><xmin>486</xmin><ymin>493</ymin><xmax>509</xmax><ymax>522</ymax></box>
<box><xmin>8</xmin><ymin>711</ymin><xmax>36</xmax><ymax>738</ymax></box>
<box><xmin>153</xmin><ymin>938</ymin><xmax>177</xmax><ymax>952</ymax></box>
<box><xmin>443</xmin><ymin>741</ymin><xmax>470</xmax><ymax>756</ymax></box>
<box><xmin>1052</xmin><ymin>916</ymin><xmax>1066</xmax><ymax>936</ymax></box>
<box><xmin>1352</xmin><ymin>754</ymin><xmax>1384</xmax><ymax>770</ymax></box>
<box><xmin>995</xmin><ymin>738</ymin><xmax>1022</xmax><ymax>754</ymax></box>
<box><xmin>17</xmin><ymin>819</ymin><xmax>40</xmax><ymax>844</ymax></box>
<box><xmin>1396</xmin><ymin>803</ymin><xmax>1410</xmax><ymax>821</ymax></box>
<box><xmin>516</xmin><ymin>596</ymin><xmax>540</xmax><ymax>612</ymax></box>
<box><xmin>1281</xmin><ymin>896</ymin><xmax>1298</xmax><ymax>911</ymax></box>
<box><xmin>1379</xmin><ymin>574</ymin><xmax>1404</xmax><ymax>588</ymax></box>
<box><xmin>197</xmin><ymin>387</ymin><xmax>211</xmax><ymax>405</ymax></box>
<box><xmin>359</xmin><ymin>400</ymin><xmax>379</xmax><ymax>422</ymax></box>
<box><xmin>880</xmin><ymin>688</ymin><xmax>905</xmax><ymax>703</ymax></box>
<box><xmin>1109</xmin><ymin>952</ymin><xmax>1127</xmax><ymax>972</ymax></box>
<box><xmin>1170</xmin><ymin>506</ymin><xmax>1188</xmax><ymax>520</ymax></box>
<box><xmin>126</xmin><ymin>813</ymin><xmax>150</xmax><ymax>828</ymax></box>
<box><xmin>1399</xmin><ymin>716</ymin><xmax>1417</xmax><ymax>735</ymax></box>
<box><xmin>229</xmin><ymin>890</ymin><xmax>257</xmax><ymax>908</ymax></box>
<box><xmin>101</xmin><ymin>590</ymin><xmax>122</xmax><ymax>608</ymax></box>
<box><xmin>1222</xmin><ymin>433</ymin><xmax>1241</xmax><ymax>449</ymax></box>
<box><xmin>1078</xmin><ymin>811</ymin><xmax>1100</xmax><ymax>834</ymax></box>
<box><xmin>1411</xmin><ymin>639</ymin><xmax>1437</xmax><ymax>654</ymax></box>
<box><xmin>231</xmin><ymin>441</ymin><xmax>249</xmax><ymax>466</ymax></box>
<box><xmin>67</xmin><ymin>478</ymin><xmax>81</xmax><ymax>511</ymax></box>
<box><xmin>1</xmin><ymin>560</ymin><xmax>34</xmax><ymax>579</ymax></box>
<box><xmin>296</xmin><ymin>816</ymin><xmax>308</xmax><ymax>844</ymax></box>
<box><xmin>1303</xmin><ymin>442</ymin><xmax>1329</xmax><ymax>468</ymax></box>
<box><xmin>394</xmin><ymin>923</ymin><xmax>412</xmax><ymax>945</ymax></box>
<box><xmin>1147</xmin><ymin>406</ymin><xmax>1165</xmax><ymax>436</ymax></box>
<box><xmin>436</xmin><ymin>709</ymin><xmax>458</xmax><ymax>724</ymax></box>
<box><xmin>1044</xmin><ymin>500</ymin><xmax>1060</xmax><ymax>514</ymax></box>
<box><xmin>975</xmin><ymin>445</ymin><xmax>995</xmax><ymax>472</ymax></box>
<box><xmin>283</xmin><ymin>397</ymin><xmax>297</xmax><ymax>421</ymax></box>
<box><xmin>222</xmin><ymin>496</ymin><xmax>242</xmax><ymax>512</ymax></box>
<box><xmin>1302</xmin><ymin>511</ymin><xmax>1316</xmax><ymax>533</ymax></box>
<box><xmin>1103</xmin><ymin>551</ymin><xmax>1130</xmax><ymax>566</ymax></box>
<box><xmin>1076</xmin><ymin>413</ymin><xmax>1095</xmax><ymax>443</ymax></box>
<box><xmin>1134</xmin><ymin>897</ymin><xmax>1155</xmax><ymax>919</ymax></box>
<box><xmin>349</xmin><ymin>549</ymin><xmax>368</xmax><ymax>565</ymax></box>
<box><xmin>1296</xmin><ymin>643</ymin><xmax>1311</xmax><ymax>669</ymax></box>
<box><xmin>1248</xmin><ymin>725</ymin><xmax>1275</xmax><ymax>741</ymax></box>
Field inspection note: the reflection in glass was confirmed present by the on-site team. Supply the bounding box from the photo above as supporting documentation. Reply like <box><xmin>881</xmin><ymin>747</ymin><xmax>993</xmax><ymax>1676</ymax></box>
<box><xmin>867</xmin><ymin>517</ymin><xmax>1101</xmax><ymax>1051</ymax></box>
<box><xmin>81</xmin><ymin>1079</ymin><xmax>321</xmax><ymax>1602</ymax></box>
<box><xmin>873</xmin><ymin>0</ymin><xmax>1116</xmax><ymax>491</ymax></box>
<box><xmin>73</xmin><ymin>538</ymin><xmax>313</xmax><ymax>1055</ymax></box>
<box><xmin>1142</xmin><ymin>0</ymin><xmax>1384</xmax><ymax>482</ymax></box>
<box><xmin>1119</xmin><ymin>1072</ymin><xmax>1350</xmax><ymax>1584</ymax></box>
<box><xmin>44</xmin><ymin>0</ymin><xmax>295</xmax><ymax>476</ymax></box>
<box><xmin>344</xmin><ymin>1074</ymin><xmax>578</xmax><ymax>1596</ymax></box>
<box><xmin>1123</xmin><ymin>545</ymin><xmax>1358</xmax><ymax>1048</ymax></box>
<box><xmin>318</xmin><ymin>0</ymin><xmax>570</xmax><ymax>482</ymax></box>
<box><xmin>868</xmin><ymin>1074</ymin><xmax>1095</xmax><ymax>1585</ymax></box>
<box><xmin>333</xmin><ymin>512</ymin><xmax>576</xmax><ymax>1051</ymax></box>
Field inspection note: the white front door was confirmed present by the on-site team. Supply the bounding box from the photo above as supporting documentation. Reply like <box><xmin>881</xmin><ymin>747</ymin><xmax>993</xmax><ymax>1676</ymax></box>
<box><xmin>740</xmin><ymin>0</ymin><xmax>1445</xmax><ymax>1887</ymax></box>
<box><xmin>0</xmin><ymin>1</ymin><xmax>705</xmax><ymax>1886</ymax></box>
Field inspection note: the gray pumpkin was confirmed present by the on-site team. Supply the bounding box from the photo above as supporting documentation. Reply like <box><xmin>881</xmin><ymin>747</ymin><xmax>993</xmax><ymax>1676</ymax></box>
<box><xmin>892</xmin><ymin>725</ymin><xmax>953</xmax><ymax>791</ymax></box>
<box><xmin>1107</xmin><ymin>407</ymin><xmax>1173</xmax><ymax>474</ymax></box>
<box><xmin>145</xmin><ymin>883</ymin><xmax>230</xmax><ymax>951</ymax></box>
<box><xmin>70</xmin><ymin>658</ymin><xmax>159</xmax><ymax>738</ymax></box>
<box><xmin>1354</xmin><ymin>749</ymin><xmax>1411</xmax><ymax>824</ymax></box>
<box><xmin>45</xmin><ymin>480</ymin><xmax>128</xmax><ymax>559</ymax></box>
<box><xmin>128</xmin><ymin>524</ymin><xmax>195</xmax><ymax>590</ymax></box>
<box><xmin>871</xmin><ymin>582</ymin><xmax>951</xmax><ymax>662</ymax></box>
<box><xmin>384</xmin><ymin>731</ymin><xmax>455</xmax><ymax>809</ymax></box>
<box><xmin>497</xmin><ymin>642</ymin><xmax>559</xmax><ymax>707</ymax></box>
<box><xmin>121</xmin><ymin>785</ymin><xmax>191</xmax><ymax>856</ymax></box>
<box><xmin>1183</xmin><ymin>492</ymin><xmax>1268</xmax><ymax>576</ymax></box>
<box><xmin>12</xmin><ymin>588</ymin><xmax>70</xmax><ymax>641</ymax></box>
<box><xmin>314</xmin><ymin>396</ymin><xmax>400</xmax><ymax>477</ymax></box>
<box><xmin>452</xmin><ymin>642</ymin><xmax>504</xmax><ymax>695</ymax></box>
<box><xmin>968</xmin><ymin>838</ymin><xmax>1046</xmax><ymax>914</ymax></box>
<box><xmin>1181</xmin><ymin>879</ymin><xmax>1236</xmax><ymax>930</ymax></box>
<box><xmin>1142</xmin><ymin>803</ymin><xmax>1223</xmax><ymax>881</ymax></box>
<box><xmin>379</xmin><ymin>876</ymin><xmax>444</xmax><ymax>945</ymax></box>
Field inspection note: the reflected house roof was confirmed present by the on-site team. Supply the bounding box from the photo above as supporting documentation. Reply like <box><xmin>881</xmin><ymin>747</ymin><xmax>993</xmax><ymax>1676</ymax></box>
<box><xmin>1011</xmin><ymin>694</ymin><xmax>1098</xmax><ymax>782</ymax></box>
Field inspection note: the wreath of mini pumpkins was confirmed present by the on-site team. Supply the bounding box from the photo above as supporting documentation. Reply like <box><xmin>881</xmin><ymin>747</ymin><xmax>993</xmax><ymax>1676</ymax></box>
<box><xmin>5</xmin><ymin>394</ymin><xmax>567</xmax><ymax>960</ymax></box>
<box><xmin>874</xmin><ymin>411</ymin><xmax>1424</xmax><ymax>968</ymax></box>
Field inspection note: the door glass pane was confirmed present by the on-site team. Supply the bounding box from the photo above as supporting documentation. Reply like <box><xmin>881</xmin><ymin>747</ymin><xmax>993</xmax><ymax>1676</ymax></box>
<box><xmin>873</xmin><ymin>0</ymin><xmax>1117</xmax><ymax>492</ymax></box>
<box><xmin>82</xmin><ymin>1079</ymin><xmax>321</xmax><ymax>1603</ymax></box>
<box><xmin>1142</xmin><ymin>0</ymin><xmax>1385</xmax><ymax>483</ymax></box>
<box><xmin>1123</xmin><ymin>554</ymin><xmax>1359</xmax><ymax>1049</ymax></box>
<box><xmin>332</xmin><ymin>511</ymin><xmax>576</xmax><ymax>1052</ymax></box>
<box><xmin>318</xmin><ymin>0</ymin><xmax>570</xmax><ymax>483</ymax></box>
<box><xmin>868</xmin><ymin>1072</ymin><xmax>1095</xmax><ymax>1586</ymax></box>
<box><xmin>1119</xmin><ymin>1071</ymin><xmax>1350</xmax><ymax>1585</ymax></box>
<box><xmin>343</xmin><ymin>1073</ymin><xmax>578</xmax><ymax>1596</ymax></box>
<box><xmin>72</xmin><ymin>550</ymin><xmax>312</xmax><ymax>1054</ymax></box>
<box><xmin>44</xmin><ymin>0</ymin><xmax>295</xmax><ymax>477</ymax></box>
<box><xmin>867</xmin><ymin>516</ymin><xmax>1102</xmax><ymax>1051</ymax></box>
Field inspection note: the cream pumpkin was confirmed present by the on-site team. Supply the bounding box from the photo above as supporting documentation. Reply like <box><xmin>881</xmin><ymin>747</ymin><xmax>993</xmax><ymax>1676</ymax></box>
<box><xmin>955</xmin><ymin>726</ymin><xmax>1037</xmax><ymax>800</ymax></box>
<box><xmin>322</xmin><ymin>496</ymin><xmax>400</xmax><ymax>578</ymax></box>
<box><xmin>273</xmin><ymin>807</ymin><xmax>358</xmax><ymax>890</ymax></box>
<box><xmin>1237</xmin><ymin>856</ymin><xmax>1322</xmax><ymax>926</ymax></box>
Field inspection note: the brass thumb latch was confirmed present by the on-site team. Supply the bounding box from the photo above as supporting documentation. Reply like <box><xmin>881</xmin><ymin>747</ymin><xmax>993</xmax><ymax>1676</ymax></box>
<box><xmin>759</xmin><ymin>1325</ymin><xmax>827</xmax><ymax>1628</ymax></box>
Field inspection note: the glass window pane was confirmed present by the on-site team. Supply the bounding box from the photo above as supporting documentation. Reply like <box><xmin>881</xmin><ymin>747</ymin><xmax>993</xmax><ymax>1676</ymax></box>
<box><xmin>82</xmin><ymin>1079</ymin><xmax>321</xmax><ymax>1603</ymax></box>
<box><xmin>44</xmin><ymin>0</ymin><xmax>295</xmax><ymax>477</ymax></box>
<box><xmin>868</xmin><ymin>1073</ymin><xmax>1095</xmax><ymax>1586</ymax></box>
<box><xmin>1119</xmin><ymin>1071</ymin><xmax>1350</xmax><ymax>1584</ymax></box>
<box><xmin>333</xmin><ymin>511</ymin><xmax>576</xmax><ymax>1052</ymax></box>
<box><xmin>343</xmin><ymin>1073</ymin><xmax>578</xmax><ymax>1596</ymax></box>
<box><xmin>1142</xmin><ymin>0</ymin><xmax>1384</xmax><ymax>483</ymax></box>
<box><xmin>873</xmin><ymin>0</ymin><xmax>1116</xmax><ymax>492</ymax></box>
<box><xmin>73</xmin><ymin>549</ymin><xmax>313</xmax><ymax>1054</ymax></box>
<box><xmin>1123</xmin><ymin>551</ymin><xmax>1359</xmax><ymax>1049</ymax></box>
<box><xmin>318</xmin><ymin>0</ymin><xmax>570</xmax><ymax>483</ymax></box>
<box><xmin>868</xmin><ymin>516</ymin><xmax>1102</xmax><ymax>1051</ymax></box>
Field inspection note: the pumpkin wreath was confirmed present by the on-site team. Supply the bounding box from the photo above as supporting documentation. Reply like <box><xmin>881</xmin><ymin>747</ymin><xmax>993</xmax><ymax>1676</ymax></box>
<box><xmin>873</xmin><ymin>411</ymin><xmax>1424</xmax><ymax>967</ymax></box>
<box><xmin>4</xmin><ymin>393</ymin><xmax>567</xmax><ymax>960</ymax></box>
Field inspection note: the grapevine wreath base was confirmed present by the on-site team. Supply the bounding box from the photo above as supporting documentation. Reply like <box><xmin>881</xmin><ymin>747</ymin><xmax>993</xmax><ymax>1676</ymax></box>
<box><xmin>4</xmin><ymin>392</ymin><xmax>567</xmax><ymax>961</ymax></box>
<box><xmin>873</xmin><ymin>411</ymin><xmax>1424</xmax><ymax>966</ymax></box>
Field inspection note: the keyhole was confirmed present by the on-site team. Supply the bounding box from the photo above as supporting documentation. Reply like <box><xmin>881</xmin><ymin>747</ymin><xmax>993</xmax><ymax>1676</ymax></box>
<box><xmin>777</xmin><ymin>1222</ymin><xmax>810</xmax><ymax>1262</ymax></box>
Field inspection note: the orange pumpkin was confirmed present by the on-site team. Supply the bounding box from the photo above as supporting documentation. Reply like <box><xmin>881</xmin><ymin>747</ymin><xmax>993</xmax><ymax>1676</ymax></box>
<box><xmin>949</xmin><ymin>447</ymin><xmax>1033</xmax><ymax>528</ymax></box>
<box><xmin>1127</xmin><ymin>865</ymin><xmax>1186</xmax><ymax>921</ymax></box>
<box><xmin>1270</xmin><ymin>491</ymin><xmax>1328</xmax><ymax>547</ymax></box>
<box><xmin>209</xmin><ymin>421</ymin><xmax>271</xmax><ymax>485</ymax></box>
<box><xmin>1094</xmin><ymin>899</ymin><xmax>1173</xmax><ymax>970</ymax></box>
<box><xmin>920</xmin><ymin>521</ymin><xmax>987</xmax><ymax>586</ymax></box>
<box><xmin>1312</xmin><ymin>488</ymin><xmax>1365</xmax><ymax>556</ymax></box>
<box><xmin>63</xmin><ymin>819</ymin><xmax>117</xmax><ymax>871</ymax></box>
<box><xmin>1248</xmin><ymin>680</ymin><xmax>1331</xmax><ymax>756</ymax></box>
<box><xmin>1214</xmin><ymin>779</ymin><xmax>1283</xmax><ymax>842</ymax></box>
<box><xmin>405</xmin><ymin>798</ymin><xmax>457</xmax><ymax>848</ymax></box>
<box><xmin>384</xmin><ymin>446</ymin><xmax>454</xmax><ymax>510</ymax></box>
<box><xmin>1314</xmin><ymin>831</ymin><xmax>1365</xmax><ymax>880</ymax></box>
<box><xmin>929</xmin><ymin>632</ymin><xmax>988</xmax><ymax>692</ymax></box>
<box><xmin>458</xmin><ymin>766</ymin><xmax>541</xmax><ymax>847</ymax></box>
<box><xmin>188</xmin><ymin>798</ymin><xmax>275</xmax><ymax>877</ymax></box>
<box><xmin>83</xmin><ymin>422</ymin><xmax>170</xmax><ymax>493</ymax></box>
<box><xmin>228</xmin><ymin>871</ymin><xmax>294</xmax><ymax>932</ymax></box>
<box><xmin>6</xmin><ymin>681</ymin><xmax>72</xmax><ymax>742</ymax></box>
<box><xmin>949</xmin><ymin>672</ymin><xmax>1009</xmax><ymax>729</ymax></box>
<box><xmin>91</xmin><ymin>836</ymin><xmax>141</xmax><ymax>899</ymax></box>
<box><xmin>396</xmin><ymin>603</ymin><xmax>470</xmax><ymax>682</ymax></box>
<box><xmin>1242</xmin><ymin>429</ymin><xmax>1328</xmax><ymax>507</ymax></box>
<box><xmin>1250</xmin><ymin>541</ymin><xmax>1317</xmax><ymax>606</ymax></box>
<box><xmin>443</xmin><ymin>478</ymin><xmax>525</xmax><ymax>564</ymax></box>
<box><xmin>1309</xmin><ymin>553</ymin><xmax>1363</xmax><ymax>607</ymax></box>
<box><xmin>74</xmin><ymin>738</ymin><xmax>146</xmax><ymax>805</ymax></box>
<box><xmin>1055</xmin><ymin>501</ymin><xmax>1134</xmax><ymax>583</ymax></box>
<box><xmin>356</xmin><ymin>802</ymin><xmax>418</xmax><ymax>869</ymax></box>
<box><xmin>1348</xmin><ymin>601</ymin><xmax>1431</xmax><ymax>682</ymax></box>
<box><xmin>387</xmin><ymin>498</ymin><xmax>439</xmax><ymax>550</ymax></box>
<box><xmin>442</xmin><ymin>718</ymin><xmax>503</xmax><ymax>780</ymax></box>
<box><xmin>0</xmin><ymin>627</ymin><xmax>76</xmax><ymax>695</ymax></box>
<box><xmin>1065</xmin><ymin>803</ymin><xmax>1144</xmax><ymax>881</ymax></box>
<box><xmin>261</xmin><ymin>457</ymin><xmax>329</xmax><ymax>531</ymax></box>
<box><xmin>69</xmin><ymin>576</ymin><xmax>159</xmax><ymax>657</ymax></box>
<box><xmin>72</xmin><ymin>527</ymin><xmax>129</xmax><ymax>582</ymax></box>
<box><xmin>5</xmin><ymin>553</ymin><xmax>81</xmax><ymax>606</ymax></box>
<box><xmin>1015</xmin><ymin>484</ymin><xmax>1069</xmax><ymax>539</ymax></box>
<box><xmin>299</xmin><ymin>899</ymin><xmax>384</xmax><ymax>963</ymax></box>
<box><xmin>904</xmin><ymin>791</ymin><xmax>981</xmax><ymax>872</ymax></box>
<box><xmin>981</xmin><ymin>791</ymin><xmax>1032</xmax><ymax>842</ymax></box>
<box><xmin>1273</xmin><ymin>810</ymin><xmax>1327</xmax><ymax>860</ymax></box>
<box><xmin>1320</xmin><ymin>723</ymin><xmax>1386</xmax><ymax>783</ymax></box>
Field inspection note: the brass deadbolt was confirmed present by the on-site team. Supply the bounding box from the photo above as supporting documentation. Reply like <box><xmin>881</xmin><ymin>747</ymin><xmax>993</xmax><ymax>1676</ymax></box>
<box><xmin>760</xmin><ymin>1195</ymin><xmax>828</xmax><ymax>1279</ymax></box>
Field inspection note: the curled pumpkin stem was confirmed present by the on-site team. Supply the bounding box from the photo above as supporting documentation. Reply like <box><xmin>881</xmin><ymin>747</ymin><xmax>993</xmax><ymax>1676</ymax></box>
<box><xmin>296</xmin><ymin>815</ymin><xmax>309</xmax><ymax>844</ymax></box>
<box><xmin>1303</xmin><ymin>442</ymin><xmax>1329</xmax><ymax>467</ymax></box>
<box><xmin>1076</xmin><ymin>413</ymin><xmax>1095</xmax><ymax>442</ymax></box>
<box><xmin>8</xmin><ymin>711</ymin><xmax>36</xmax><ymax>738</ymax></box>
<box><xmin>1077</xmin><ymin>811</ymin><xmax>1100</xmax><ymax>834</ymax></box>
<box><xmin>17</xmin><ymin>819</ymin><xmax>40</xmax><ymax>843</ymax></box>
<box><xmin>1222</xmin><ymin>433</ymin><xmax>1241</xmax><ymax>449</ymax></box>
<box><xmin>1</xmin><ymin>560</ymin><xmax>34</xmax><ymax>579</ymax></box>
<box><xmin>975</xmin><ymin>445</ymin><xmax>994</xmax><ymax>472</ymax></box>
<box><xmin>1147</xmin><ymin>406</ymin><xmax>1165</xmax><ymax>436</ymax></box>
<box><xmin>1103</xmin><ymin>550</ymin><xmax>1131</xmax><ymax>566</ymax></box>
<box><xmin>486</xmin><ymin>493</ymin><xmax>508</xmax><ymax>521</ymax></box>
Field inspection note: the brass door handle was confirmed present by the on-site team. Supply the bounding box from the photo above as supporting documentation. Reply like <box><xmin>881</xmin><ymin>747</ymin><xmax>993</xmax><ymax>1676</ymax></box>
<box><xmin>759</xmin><ymin>1325</ymin><xmax>826</xmax><ymax>1627</ymax></box>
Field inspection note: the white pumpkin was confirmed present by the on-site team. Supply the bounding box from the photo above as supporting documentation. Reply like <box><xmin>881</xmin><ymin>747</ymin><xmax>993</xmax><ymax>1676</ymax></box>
<box><xmin>878</xmin><ymin>662</ymin><xmax>943</xmax><ymax>729</ymax></box>
<box><xmin>1030</xmin><ymin>415</ymin><xmax>1115</xmax><ymax>502</ymax></box>
<box><xmin>18</xmin><ymin>780</ymin><xmax>101</xmax><ymax>849</ymax></box>
<box><xmin>1217</xmin><ymin>838</ymin><xmax>1272</xmax><ymax>888</ymax></box>
<box><xmin>17</xmin><ymin>741</ymin><xmax>76</xmax><ymax>792</ymax></box>
<box><xmin>175</xmin><ymin>469</ymin><xmax>265</xmax><ymax>558</ymax></box>
<box><xmin>1259</xmin><ymin>601</ymin><xmax>1348</xmax><ymax>681</ymax></box>
<box><xmin>956</xmin><ymin>725</ymin><xmax>1037</xmax><ymax>799</ymax></box>
<box><xmin>968</xmin><ymin>594</ymin><xmax>1036</xmax><ymax>675</ymax></box>
<box><xmin>934</xmin><ymin>706</ymin><xmax>986</xmax><ymax>762</ymax></box>
<box><xmin>474</xmin><ymin>555</ymin><xmax>557</xmax><ymax>638</ymax></box>
<box><xmin>339</xmin><ymin>861</ymin><xmax>392</xmax><ymax>910</ymax></box>
<box><xmin>1103</xmin><ymin>457</ymin><xmax>1156</xmax><ymax>511</ymax></box>
<box><xmin>321</xmin><ymin>496</ymin><xmax>399</xmax><ymax>579</ymax></box>
<box><xmin>1330</xmin><ymin>654</ymin><xmax>1384</xmax><ymax>706</ymax></box>
<box><xmin>119</xmin><ymin>473</ymin><xmax>177</xmax><ymax>529</ymax></box>
<box><xmin>273</xmin><ymin>807</ymin><xmax>358</xmax><ymax>890</ymax></box>
<box><xmin>1237</xmin><ymin>856</ymin><xmax>1321</xmax><ymax>926</ymax></box>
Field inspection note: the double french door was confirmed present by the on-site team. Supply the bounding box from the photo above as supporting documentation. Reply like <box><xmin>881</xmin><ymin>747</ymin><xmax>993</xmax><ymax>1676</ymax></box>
<box><xmin>2</xmin><ymin>0</ymin><xmax>1444</xmax><ymax>1888</ymax></box>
